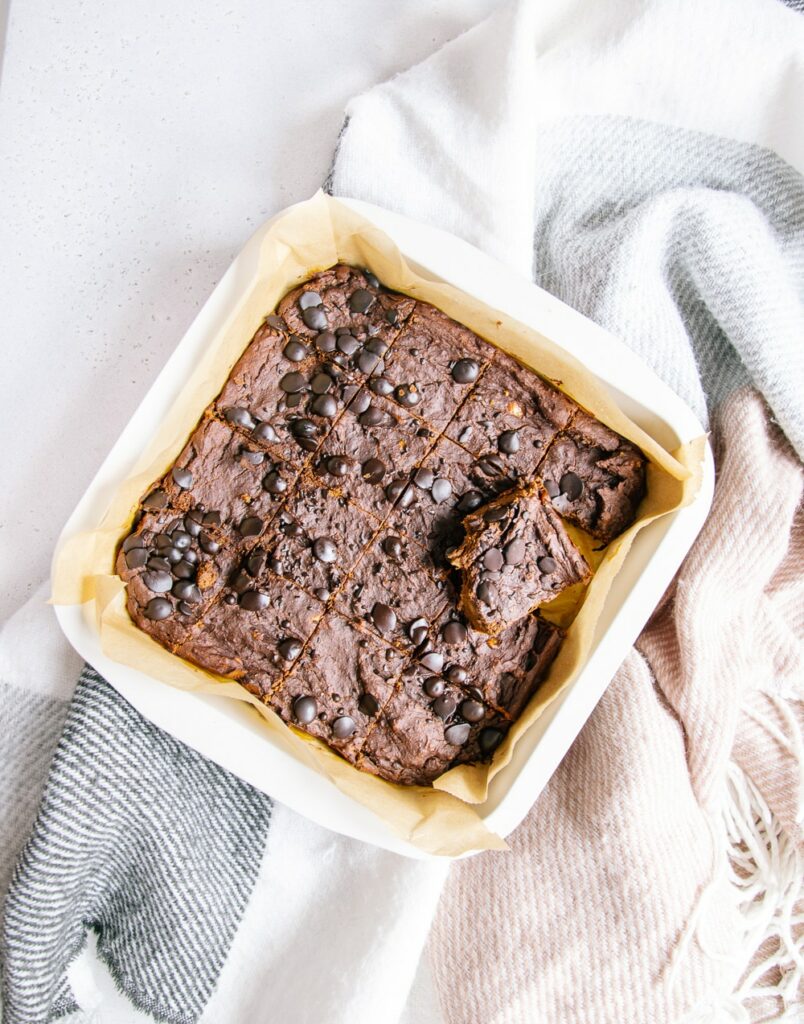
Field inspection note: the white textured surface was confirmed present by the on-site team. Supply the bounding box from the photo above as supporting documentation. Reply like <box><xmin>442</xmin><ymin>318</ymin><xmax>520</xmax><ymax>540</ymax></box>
<box><xmin>0</xmin><ymin>0</ymin><xmax>502</xmax><ymax>622</ymax></box>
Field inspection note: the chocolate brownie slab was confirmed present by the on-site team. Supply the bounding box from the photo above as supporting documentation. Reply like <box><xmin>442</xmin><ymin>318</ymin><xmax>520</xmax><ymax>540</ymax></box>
<box><xmin>335</xmin><ymin>525</ymin><xmax>454</xmax><ymax>653</ymax></box>
<box><xmin>540</xmin><ymin>410</ymin><xmax>647</xmax><ymax>543</ymax></box>
<box><xmin>271</xmin><ymin>612</ymin><xmax>406</xmax><ymax>763</ymax></box>
<box><xmin>449</xmin><ymin>483</ymin><xmax>591</xmax><ymax>634</ymax></box>
<box><xmin>379</xmin><ymin>304</ymin><xmax>492</xmax><ymax>430</ymax></box>
<box><xmin>445</xmin><ymin>350</ymin><xmax>576</xmax><ymax>482</ymax></box>
<box><xmin>310</xmin><ymin>391</ymin><xmax>436</xmax><ymax>518</ymax></box>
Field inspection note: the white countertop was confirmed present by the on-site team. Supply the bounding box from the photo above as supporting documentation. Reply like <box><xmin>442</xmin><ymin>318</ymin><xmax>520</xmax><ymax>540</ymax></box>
<box><xmin>0</xmin><ymin>0</ymin><xmax>502</xmax><ymax>622</ymax></box>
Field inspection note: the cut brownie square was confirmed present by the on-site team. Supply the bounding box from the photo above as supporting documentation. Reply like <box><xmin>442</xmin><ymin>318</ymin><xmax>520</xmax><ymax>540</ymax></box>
<box><xmin>386</xmin><ymin>437</ymin><xmax>498</xmax><ymax>568</ymax></box>
<box><xmin>277</xmin><ymin>265</ymin><xmax>415</xmax><ymax>344</ymax></box>
<box><xmin>153</xmin><ymin>416</ymin><xmax>278</xmax><ymax>534</ymax></box>
<box><xmin>270</xmin><ymin>612</ymin><xmax>406</xmax><ymax>764</ymax></box>
<box><xmin>309</xmin><ymin>392</ymin><xmax>436</xmax><ymax>518</ymax></box>
<box><xmin>262</xmin><ymin>479</ymin><xmax>379</xmax><ymax>600</ymax></box>
<box><xmin>430</xmin><ymin>611</ymin><xmax>563</xmax><ymax>720</ymax></box>
<box><xmin>539</xmin><ymin>410</ymin><xmax>647</xmax><ymax>543</ymax></box>
<box><xmin>449</xmin><ymin>482</ymin><xmax>591</xmax><ymax>634</ymax></box>
<box><xmin>117</xmin><ymin>507</ymin><xmax>237</xmax><ymax>649</ymax></box>
<box><xmin>379</xmin><ymin>304</ymin><xmax>492</xmax><ymax>430</ymax></box>
<box><xmin>445</xmin><ymin>350</ymin><xmax>576</xmax><ymax>483</ymax></box>
<box><xmin>358</xmin><ymin>661</ymin><xmax>509</xmax><ymax>786</ymax></box>
<box><xmin>176</xmin><ymin>572</ymin><xmax>325</xmax><ymax>686</ymax></box>
<box><xmin>336</xmin><ymin>525</ymin><xmax>453</xmax><ymax>653</ymax></box>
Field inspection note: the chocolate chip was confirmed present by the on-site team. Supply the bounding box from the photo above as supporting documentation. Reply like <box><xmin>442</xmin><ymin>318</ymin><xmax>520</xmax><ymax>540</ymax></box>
<box><xmin>143</xmin><ymin>570</ymin><xmax>172</xmax><ymax>593</ymax></box>
<box><xmin>359</xmin><ymin>406</ymin><xmax>390</xmax><ymax>428</ymax></box>
<box><xmin>451</xmin><ymin>359</ymin><xmax>479</xmax><ymax>384</ymax></box>
<box><xmin>182</xmin><ymin>549</ymin><xmax>198</xmax><ymax>564</ymax></box>
<box><xmin>298</xmin><ymin>290</ymin><xmax>322</xmax><ymax>310</ymax></box>
<box><xmin>283</xmin><ymin>337</ymin><xmax>309</xmax><ymax>362</ymax></box>
<box><xmin>349</xmin><ymin>391</ymin><xmax>372</xmax><ymax>415</ymax></box>
<box><xmin>278</xmin><ymin>637</ymin><xmax>302</xmax><ymax>660</ymax></box>
<box><xmin>314</xmin><ymin>587</ymin><xmax>330</xmax><ymax>601</ymax></box>
<box><xmin>498</xmin><ymin>430</ymin><xmax>520</xmax><ymax>454</ymax></box>
<box><xmin>177</xmin><ymin>601</ymin><xmax>196</xmax><ymax>616</ymax></box>
<box><xmin>223</xmin><ymin>593</ymin><xmax>237</xmax><ymax>606</ymax></box>
<box><xmin>387</xmin><ymin>479</ymin><xmax>415</xmax><ymax>508</ymax></box>
<box><xmin>253</xmin><ymin>422</ymin><xmax>279</xmax><ymax>443</ymax></box>
<box><xmin>203</xmin><ymin>511</ymin><xmax>222</xmax><ymax>528</ymax></box>
<box><xmin>147</xmin><ymin>556</ymin><xmax>171</xmax><ymax>573</ymax></box>
<box><xmin>431</xmin><ymin>478</ymin><xmax>452</xmax><ymax>504</ymax></box>
<box><xmin>349</xmin><ymin>288</ymin><xmax>374</xmax><ymax>313</ymax></box>
<box><xmin>382</xmin><ymin>535</ymin><xmax>403</xmax><ymax>560</ymax></box>
<box><xmin>164</xmin><ymin>547</ymin><xmax>183</xmax><ymax>564</ymax></box>
<box><xmin>224</xmin><ymin>407</ymin><xmax>256</xmax><ymax>430</ymax></box>
<box><xmin>420</xmin><ymin>651</ymin><xmax>444</xmax><ymax>673</ymax></box>
<box><xmin>414</xmin><ymin>467</ymin><xmax>434</xmax><ymax>489</ymax></box>
<box><xmin>408</xmin><ymin>617</ymin><xmax>428</xmax><ymax>646</ymax></box>
<box><xmin>371</xmin><ymin>602</ymin><xmax>396</xmax><ymax>634</ymax></box>
<box><xmin>279</xmin><ymin>371</ymin><xmax>307</xmax><ymax>394</ymax></box>
<box><xmin>446</xmin><ymin>665</ymin><xmax>467</xmax><ymax>684</ymax></box>
<box><xmin>358</xmin><ymin>693</ymin><xmax>380</xmax><ymax>717</ymax></box>
<box><xmin>423</xmin><ymin>676</ymin><xmax>445</xmax><ymax>698</ymax></box>
<box><xmin>125</xmin><ymin>547</ymin><xmax>149</xmax><ymax>569</ymax></box>
<box><xmin>173</xmin><ymin>581</ymin><xmax>202</xmax><ymax>604</ymax></box>
<box><xmin>245</xmin><ymin>549</ymin><xmax>267</xmax><ymax>577</ymax></box>
<box><xmin>172</xmin><ymin>467</ymin><xmax>193</xmax><ymax>489</ymax></box>
<box><xmin>303</xmin><ymin>307</ymin><xmax>328</xmax><ymax>331</ymax></box>
<box><xmin>478</xmin><ymin>726</ymin><xmax>504</xmax><ymax>754</ymax></box>
<box><xmin>293</xmin><ymin>695</ymin><xmax>318</xmax><ymax>724</ymax></box>
<box><xmin>369</xmin><ymin>377</ymin><xmax>393</xmax><ymax>397</ymax></box>
<box><xmin>484</xmin><ymin>506</ymin><xmax>509</xmax><ymax>523</ymax></box>
<box><xmin>538</xmin><ymin>556</ymin><xmax>558</xmax><ymax>574</ymax></box>
<box><xmin>315</xmin><ymin>330</ymin><xmax>337</xmax><ymax>353</ymax></box>
<box><xmin>311</xmin><ymin>394</ymin><xmax>338</xmax><ymax>419</ymax></box>
<box><xmin>442</xmin><ymin>621</ymin><xmax>467</xmax><ymax>645</ymax></box>
<box><xmin>142</xmin><ymin>489</ymin><xmax>168</xmax><ymax>511</ymax></box>
<box><xmin>433</xmin><ymin>696</ymin><xmax>456</xmax><ymax>719</ymax></box>
<box><xmin>231</xmin><ymin>570</ymin><xmax>252</xmax><ymax>595</ymax></box>
<box><xmin>332</xmin><ymin>715</ymin><xmax>356</xmax><ymax>739</ymax></box>
<box><xmin>357</xmin><ymin>350</ymin><xmax>381</xmax><ymax>375</ymax></box>
<box><xmin>365</xmin><ymin>338</ymin><xmax>389</xmax><ymax>356</ymax></box>
<box><xmin>504</xmin><ymin>539</ymin><xmax>526</xmax><ymax>565</ymax></box>
<box><xmin>239</xmin><ymin>516</ymin><xmax>263</xmax><ymax>538</ymax></box>
<box><xmin>356</xmin><ymin>458</ymin><xmax>384</xmax><ymax>486</ymax></box>
<box><xmin>327</xmin><ymin>456</ymin><xmax>351</xmax><ymax>477</ymax></box>
<box><xmin>476</xmin><ymin>581</ymin><xmax>496</xmax><ymax>606</ymax></box>
<box><xmin>171</xmin><ymin>531</ymin><xmax>192</xmax><ymax>551</ymax></box>
<box><xmin>394</xmin><ymin>384</ymin><xmax>421</xmax><ymax>408</ymax></box>
<box><xmin>483</xmin><ymin>548</ymin><xmax>504</xmax><ymax>572</ymax></box>
<box><xmin>560</xmin><ymin>472</ymin><xmax>584</xmax><ymax>500</ymax></box>
<box><xmin>312</xmin><ymin>537</ymin><xmax>337</xmax><ymax>563</ymax></box>
<box><xmin>444</xmin><ymin>722</ymin><xmax>470</xmax><ymax>746</ymax></box>
<box><xmin>309</xmin><ymin>372</ymin><xmax>332</xmax><ymax>395</ymax></box>
<box><xmin>240</xmin><ymin>448</ymin><xmax>265</xmax><ymax>466</ymax></box>
<box><xmin>266</xmin><ymin>314</ymin><xmax>286</xmax><ymax>329</ymax></box>
<box><xmin>457</xmin><ymin>426</ymin><xmax>473</xmax><ymax>445</ymax></box>
<box><xmin>262</xmin><ymin>471</ymin><xmax>287</xmax><ymax>496</ymax></box>
<box><xmin>386</xmin><ymin>308</ymin><xmax>398</xmax><ymax>325</ymax></box>
<box><xmin>144</xmin><ymin>597</ymin><xmax>173</xmax><ymax>620</ymax></box>
<box><xmin>122</xmin><ymin>533</ymin><xmax>145</xmax><ymax>553</ymax></box>
<box><xmin>476</xmin><ymin>454</ymin><xmax>507</xmax><ymax>477</ymax></box>
<box><xmin>456</xmin><ymin>490</ymin><xmax>484</xmax><ymax>514</ymax></box>
<box><xmin>334</xmin><ymin>334</ymin><xmax>357</xmax><ymax>356</ymax></box>
<box><xmin>290</xmin><ymin>418</ymin><xmax>318</xmax><ymax>439</ymax></box>
<box><xmin>239</xmin><ymin>590</ymin><xmax>269</xmax><ymax>611</ymax></box>
<box><xmin>460</xmin><ymin>699</ymin><xmax>484</xmax><ymax>722</ymax></box>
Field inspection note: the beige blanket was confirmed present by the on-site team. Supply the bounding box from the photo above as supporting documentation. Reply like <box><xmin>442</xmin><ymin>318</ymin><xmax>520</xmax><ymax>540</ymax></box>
<box><xmin>430</xmin><ymin>390</ymin><xmax>803</xmax><ymax>1022</ymax></box>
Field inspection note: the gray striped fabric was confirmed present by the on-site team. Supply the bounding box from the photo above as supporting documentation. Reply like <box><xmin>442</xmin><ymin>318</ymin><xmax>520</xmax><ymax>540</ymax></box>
<box><xmin>1</xmin><ymin>667</ymin><xmax>272</xmax><ymax>1024</ymax></box>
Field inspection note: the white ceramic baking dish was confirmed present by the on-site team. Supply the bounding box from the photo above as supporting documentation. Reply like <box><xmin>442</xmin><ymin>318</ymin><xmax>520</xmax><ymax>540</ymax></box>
<box><xmin>53</xmin><ymin>196</ymin><xmax>714</xmax><ymax>859</ymax></box>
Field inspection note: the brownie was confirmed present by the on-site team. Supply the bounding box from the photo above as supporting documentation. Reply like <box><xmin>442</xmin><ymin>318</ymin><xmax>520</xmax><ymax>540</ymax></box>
<box><xmin>359</xmin><ymin>661</ymin><xmax>509</xmax><ymax>786</ymax></box>
<box><xmin>119</xmin><ymin>264</ymin><xmax>646</xmax><ymax>786</ymax></box>
<box><xmin>433</xmin><ymin>612</ymin><xmax>564</xmax><ymax>719</ymax></box>
<box><xmin>539</xmin><ymin>410</ymin><xmax>647</xmax><ymax>543</ymax></box>
<box><xmin>445</xmin><ymin>350</ymin><xmax>576</xmax><ymax>483</ymax></box>
<box><xmin>176</xmin><ymin>571</ymin><xmax>324</xmax><ymax>686</ymax></box>
<box><xmin>449</xmin><ymin>483</ymin><xmax>591</xmax><ymax>635</ymax></box>
<box><xmin>309</xmin><ymin>392</ymin><xmax>436</xmax><ymax>518</ymax></box>
<box><xmin>271</xmin><ymin>612</ymin><xmax>407</xmax><ymax>763</ymax></box>
<box><xmin>385</xmin><ymin>436</ymin><xmax>498</xmax><ymax>567</ymax></box>
<box><xmin>335</xmin><ymin>525</ymin><xmax>454</xmax><ymax>653</ymax></box>
<box><xmin>261</xmin><ymin>479</ymin><xmax>380</xmax><ymax>600</ymax></box>
<box><xmin>117</xmin><ymin>507</ymin><xmax>237</xmax><ymax>649</ymax></box>
<box><xmin>379</xmin><ymin>304</ymin><xmax>492</xmax><ymax>430</ymax></box>
<box><xmin>277</xmin><ymin>264</ymin><xmax>415</xmax><ymax>343</ymax></box>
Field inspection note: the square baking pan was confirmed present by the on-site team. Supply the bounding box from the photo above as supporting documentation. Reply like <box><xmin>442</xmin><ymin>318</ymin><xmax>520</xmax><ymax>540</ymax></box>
<box><xmin>53</xmin><ymin>196</ymin><xmax>714</xmax><ymax>859</ymax></box>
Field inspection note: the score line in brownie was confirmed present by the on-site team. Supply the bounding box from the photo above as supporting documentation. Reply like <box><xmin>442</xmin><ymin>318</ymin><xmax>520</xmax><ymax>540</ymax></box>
<box><xmin>117</xmin><ymin>265</ymin><xmax>647</xmax><ymax>786</ymax></box>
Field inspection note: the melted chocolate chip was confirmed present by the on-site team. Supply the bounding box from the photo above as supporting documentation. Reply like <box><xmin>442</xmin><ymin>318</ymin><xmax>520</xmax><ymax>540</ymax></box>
<box><xmin>239</xmin><ymin>590</ymin><xmax>269</xmax><ymax>611</ymax></box>
<box><xmin>393</xmin><ymin>384</ymin><xmax>421</xmax><ymax>408</ymax></box>
<box><xmin>263</xmin><ymin>471</ymin><xmax>288</xmax><ymax>494</ymax></box>
<box><xmin>420</xmin><ymin>651</ymin><xmax>444</xmax><ymax>673</ymax></box>
<box><xmin>278</xmin><ymin>638</ymin><xmax>302</xmax><ymax>661</ymax></box>
<box><xmin>460</xmin><ymin>699</ymin><xmax>484</xmax><ymax>723</ymax></box>
<box><xmin>358</xmin><ymin>693</ymin><xmax>380</xmax><ymax>717</ymax></box>
<box><xmin>253</xmin><ymin>422</ymin><xmax>279</xmax><ymax>443</ymax></box>
<box><xmin>383</xmin><ymin>535</ymin><xmax>403</xmax><ymax>559</ymax></box>
<box><xmin>224</xmin><ymin>407</ymin><xmax>255</xmax><ymax>430</ymax></box>
<box><xmin>315</xmin><ymin>330</ymin><xmax>337</xmax><ymax>353</ymax></box>
<box><xmin>349</xmin><ymin>288</ymin><xmax>375</xmax><ymax>313</ymax></box>
<box><xmin>371</xmin><ymin>602</ymin><xmax>397</xmax><ymax>634</ymax></box>
<box><xmin>283</xmin><ymin>337</ymin><xmax>309</xmax><ymax>362</ymax></box>
<box><xmin>537</xmin><ymin>556</ymin><xmax>558</xmax><ymax>574</ymax></box>
<box><xmin>239</xmin><ymin>516</ymin><xmax>263</xmax><ymax>538</ymax></box>
<box><xmin>456</xmin><ymin>490</ymin><xmax>484</xmax><ymax>514</ymax></box>
<box><xmin>498</xmin><ymin>430</ymin><xmax>520</xmax><ymax>454</ymax></box>
<box><xmin>431</xmin><ymin>478</ymin><xmax>452</xmax><ymax>504</ymax></box>
<box><xmin>125</xmin><ymin>547</ymin><xmax>149</xmax><ymax>569</ymax></box>
<box><xmin>361</xmin><ymin>458</ymin><xmax>386</xmax><ymax>484</ymax></box>
<box><xmin>293</xmin><ymin>695</ymin><xmax>318</xmax><ymax>724</ymax></box>
<box><xmin>312</xmin><ymin>537</ymin><xmax>337</xmax><ymax>564</ymax></box>
<box><xmin>444</xmin><ymin>722</ymin><xmax>471</xmax><ymax>746</ymax></box>
<box><xmin>433</xmin><ymin>696</ymin><xmax>456</xmax><ymax>719</ymax></box>
<box><xmin>326</xmin><ymin>456</ymin><xmax>351</xmax><ymax>477</ymax></box>
<box><xmin>560</xmin><ymin>472</ymin><xmax>584</xmax><ymax>500</ymax></box>
<box><xmin>446</xmin><ymin>665</ymin><xmax>467</xmax><ymax>684</ymax></box>
<box><xmin>442</xmin><ymin>620</ymin><xmax>467</xmax><ymax>645</ymax></box>
<box><xmin>483</xmin><ymin>548</ymin><xmax>504</xmax><ymax>572</ymax></box>
<box><xmin>144</xmin><ymin>597</ymin><xmax>173</xmax><ymax>620</ymax></box>
<box><xmin>303</xmin><ymin>307</ymin><xmax>328</xmax><ymax>331</ymax></box>
<box><xmin>451</xmin><ymin>359</ymin><xmax>479</xmax><ymax>384</ymax></box>
<box><xmin>332</xmin><ymin>715</ymin><xmax>356</xmax><ymax>739</ymax></box>
<box><xmin>423</xmin><ymin>676</ymin><xmax>445</xmax><ymax>698</ymax></box>
<box><xmin>142</xmin><ymin>571</ymin><xmax>172</xmax><ymax>593</ymax></box>
<box><xmin>311</xmin><ymin>394</ymin><xmax>338</xmax><ymax>419</ymax></box>
<box><xmin>142</xmin><ymin>489</ymin><xmax>168</xmax><ymax>511</ymax></box>
<box><xmin>479</xmin><ymin>727</ymin><xmax>504</xmax><ymax>754</ymax></box>
<box><xmin>172</xmin><ymin>467</ymin><xmax>193</xmax><ymax>489</ymax></box>
<box><xmin>298</xmin><ymin>290</ymin><xmax>322</xmax><ymax>310</ymax></box>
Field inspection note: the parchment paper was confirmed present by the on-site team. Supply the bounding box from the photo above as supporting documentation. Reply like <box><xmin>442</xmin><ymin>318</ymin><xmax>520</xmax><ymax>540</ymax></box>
<box><xmin>52</xmin><ymin>191</ymin><xmax>703</xmax><ymax>855</ymax></box>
